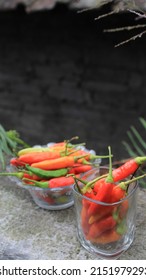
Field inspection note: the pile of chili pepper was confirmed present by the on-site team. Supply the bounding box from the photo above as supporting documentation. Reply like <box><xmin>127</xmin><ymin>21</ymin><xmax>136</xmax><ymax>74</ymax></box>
<box><xmin>0</xmin><ymin>137</ymin><xmax>109</xmax><ymax>206</ymax></box>
<box><xmin>74</xmin><ymin>147</ymin><xmax>146</xmax><ymax>245</ymax></box>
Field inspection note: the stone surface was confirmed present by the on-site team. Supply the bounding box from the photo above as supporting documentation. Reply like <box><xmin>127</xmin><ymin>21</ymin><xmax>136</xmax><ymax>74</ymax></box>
<box><xmin>0</xmin><ymin>176</ymin><xmax>146</xmax><ymax>260</ymax></box>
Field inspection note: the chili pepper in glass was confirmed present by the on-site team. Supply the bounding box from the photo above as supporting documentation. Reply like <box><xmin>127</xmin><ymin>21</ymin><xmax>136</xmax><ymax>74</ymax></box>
<box><xmin>73</xmin><ymin>165</ymin><xmax>141</xmax><ymax>260</ymax></box>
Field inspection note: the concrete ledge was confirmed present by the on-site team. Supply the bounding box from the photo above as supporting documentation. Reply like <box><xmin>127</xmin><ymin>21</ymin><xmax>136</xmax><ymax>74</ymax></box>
<box><xmin>0</xmin><ymin>177</ymin><xmax>146</xmax><ymax>260</ymax></box>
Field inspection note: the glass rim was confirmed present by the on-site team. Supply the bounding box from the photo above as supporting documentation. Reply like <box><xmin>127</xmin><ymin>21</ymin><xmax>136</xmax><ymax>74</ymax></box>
<box><xmin>73</xmin><ymin>180</ymin><xmax>139</xmax><ymax>206</ymax></box>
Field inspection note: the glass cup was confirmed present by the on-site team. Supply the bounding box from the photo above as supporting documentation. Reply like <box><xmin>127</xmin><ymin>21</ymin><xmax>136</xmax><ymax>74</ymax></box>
<box><xmin>73</xmin><ymin>167</ymin><xmax>138</xmax><ymax>259</ymax></box>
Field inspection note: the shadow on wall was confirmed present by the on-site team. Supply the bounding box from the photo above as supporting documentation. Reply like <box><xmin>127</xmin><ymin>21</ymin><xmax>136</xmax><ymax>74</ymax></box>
<box><xmin>0</xmin><ymin>4</ymin><xmax>146</xmax><ymax>159</ymax></box>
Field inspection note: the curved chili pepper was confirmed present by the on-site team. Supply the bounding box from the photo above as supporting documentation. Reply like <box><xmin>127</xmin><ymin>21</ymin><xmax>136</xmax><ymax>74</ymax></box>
<box><xmin>88</xmin><ymin>205</ymin><xmax>116</xmax><ymax>224</ymax></box>
<box><xmin>10</xmin><ymin>157</ymin><xmax>25</xmax><ymax>167</ymax></box>
<box><xmin>92</xmin><ymin>229</ymin><xmax>121</xmax><ymax>244</ymax></box>
<box><xmin>23</xmin><ymin>175</ymin><xmax>78</xmax><ymax>189</ymax></box>
<box><xmin>18</xmin><ymin>146</ymin><xmax>52</xmax><ymax>156</ymax></box>
<box><xmin>25</xmin><ymin>165</ymin><xmax>69</xmax><ymax>179</ymax></box>
<box><xmin>31</xmin><ymin>154</ymin><xmax>105</xmax><ymax>170</ymax></box>
<box><xmin>30</xmin><ymin>155</ymin><xmax>87</xmax><ymax>170</ymax></box>
<box><xmin>87</xmin><ymin>215</ymin><xmax>117</xmax><ymax>239</ymax></box>
<box><xmin>87</xmin><ymin>146</ymin><xmax>115</xmax><ymax>216</ymax></box>
<box><xmin>93</xmin><ymin>156</ymin><xmax>146</xmax><ymax>193</ymax></box>
<box><xmin>112</xmin><ymin>156</ymin><xmax>146</xmax><ymax>182</ymax></box>
<box><xmin>68</xmin><ymin>164</ymin><xmax>92</xmax><ymax>174</ymax></box>
<box><xmin>110</xmin><ymin>185</ymin><xmax>126</xmax><ymax>203</ymax></box>
<box><xmin>18</xmin><ymin>151</ymin><xmax>62</xmax><ymax>164</ymax></box>
<box><xmin>87</xmin><ymin>182</ymin><xmax>115</xmax><ymax>216</ymax></box>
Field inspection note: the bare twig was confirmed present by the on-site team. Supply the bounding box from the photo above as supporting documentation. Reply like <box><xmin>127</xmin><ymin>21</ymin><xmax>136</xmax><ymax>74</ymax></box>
<box><xmin>128</xmin><ymin>9</ymin><xmax>146</xmax><ymax>19</ymax></box>
<box><xmin>104</xmin><ymin>24</ymin><xmax>146</xmax><ymax>32</ymax></box>
<box><xmin>114</xmin><ymin>29</ymin><xmax>146</xmax><ymax>47</ymax></box>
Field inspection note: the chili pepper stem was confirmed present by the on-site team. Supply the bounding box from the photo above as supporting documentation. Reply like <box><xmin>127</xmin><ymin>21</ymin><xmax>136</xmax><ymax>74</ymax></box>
<box><xmin>119</xmin><ymin>173</ymin><xmax>146</xmax><ymax>189</ymax></box>
<box><xmin>74</xmin><ymin>177</ymin><xmax>82</xmax><ymax>194</ymax></box>
<box><xmin>64</xmin><ymin>136</ymin><xmax>79</xmax><ymax>155</ymax></box>
<box><xmin>22</xmin><ymin>178</ymin><xmax>48</xmax><ymax>188</ymax></box>
<box><xmin>81</xmin><ymin>174</ymin><xmax>108</xmax><ymax>194</ymax></box>
<box><xmin>67</xmin><ymin>174</ymin><xmax>87</xmax><ymax>185</ymax></box>
<box><xmin>135</xmin><ymin>156</ymin><xmax>146</xmax><ymax>165</ymax></box>
<box><xmin>106</xmin><ymin>146</ymin><xmax>114</xmax><ymax>183</ymax></box>
<box><xmin>0</xmin><ymin>172</ymin><xmax>24</xmax><ymax>179</ymax></box>
<box><xmin>89</xmin><ymin>154</ymin><xmax>113</xmax><ymax>160</ymax></box>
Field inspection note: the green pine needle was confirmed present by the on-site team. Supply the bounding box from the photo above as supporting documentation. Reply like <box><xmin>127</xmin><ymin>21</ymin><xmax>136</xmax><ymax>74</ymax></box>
<box><xmin>123</xmin><ymin>117</ymin><xmax>146</xmax><ymax>188</ymax></box>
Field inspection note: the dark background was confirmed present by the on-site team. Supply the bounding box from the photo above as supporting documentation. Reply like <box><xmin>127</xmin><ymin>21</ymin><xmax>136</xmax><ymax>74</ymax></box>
<box><xmin>0</xmin><ymin>4</ymin><xmax>146</xmax><ymax>160</ymax></box>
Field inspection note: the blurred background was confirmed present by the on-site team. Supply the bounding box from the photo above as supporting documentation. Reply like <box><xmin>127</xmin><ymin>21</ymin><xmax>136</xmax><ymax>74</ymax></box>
<box><xmin>0</xmin><ymin>0</ymin><xmax>146</xmax><ymax>160</ymax></box>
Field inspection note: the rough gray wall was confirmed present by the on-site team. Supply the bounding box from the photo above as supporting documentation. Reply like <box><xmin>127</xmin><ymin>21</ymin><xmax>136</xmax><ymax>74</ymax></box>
<box><xmin>0</xmin><ymin>5</ymin><xmax>146</xmax><ymax>160</ymax></box>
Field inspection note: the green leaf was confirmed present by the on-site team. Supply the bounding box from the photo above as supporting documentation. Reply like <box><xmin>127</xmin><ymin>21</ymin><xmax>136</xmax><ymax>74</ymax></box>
<box><xmin>0</xmin><ymin>145</ymin><xmax>5</xmax><ymax>170</ymax></box>
<box><xmin>139</xmin><ymin>117</ymin><xmax>146</xmax><ymax>129</ymax></box>
<box><xmin>122</xmin><ymin>117</ymin><xmax>146</xmax><ymax>188</ymax></box>
<box><xmin>127</xmin><ymin>130</ymin><xmax>144</xmax><ymax>156</ymax></box>
<box><xmin>130</xmin><ymin>125</ymin><xmax>146</xmax><ymax>150</ymax></box>
<box><xmin>122</xmin><ymin>141</ymin><xmax>137</xmax><ymax>157</ymax></box>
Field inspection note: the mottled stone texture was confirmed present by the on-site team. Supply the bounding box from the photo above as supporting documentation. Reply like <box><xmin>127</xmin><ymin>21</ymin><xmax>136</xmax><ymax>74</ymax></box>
<box><xmin>0</xmin><ymin>5</ymin><xmax>146</xmax><ymax>160</ymax></box>
<box><xmin>1</xmin><ymin>176</ymin><xmax>146</xmax><ymax>260</ymax></box>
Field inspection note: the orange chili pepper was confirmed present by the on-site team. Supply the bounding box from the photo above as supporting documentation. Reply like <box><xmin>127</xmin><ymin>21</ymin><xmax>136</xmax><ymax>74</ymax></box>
<box><xmin>92</xmin><ymin>229</ymin><xmax>121</xmax><ymax>244</ymax></box>
<box><xmin>88</xmin><ymin>205</ymin><xmax>116</xmax><ymax>224</ymax></box>
<box><xmin>87</xmin><ymin>215</ymin><xmax>117</xmax><ymax>239</ymax></box>
<box><xmin>18</xmin><ymin>151</ymin><xmax>62</xmax><ymax>164</ymax></box>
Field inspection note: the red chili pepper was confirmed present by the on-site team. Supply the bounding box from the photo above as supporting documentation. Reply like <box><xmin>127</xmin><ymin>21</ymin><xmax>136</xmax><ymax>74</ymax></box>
<box><xmin>87</xmin><ymin>146</ymin><xmax>115</xmax><ymax>216</ymax></box>
<box><xmin>93</xmin><ymin>156</ymin><xmax>146</xmax><ymax>193</ymax></box>
<box><xmin>81</xmin><ymin>205</ymin><xmax>90</xmax><ymax>236</ymax></box>
<box><xmin>110</xmin><ymin>185</ymin><xmax>126</xmax><ymax>203</ymax></box>
<box><xmin>10</xmin><ymin>157</ymin><xmax>25</xmax><ymax>167</ymax></box>
<box><xmin>112</xmin><ymin>157</ymin><xmax>146</xmax><ymax>182</ymax></box>
<box><xmin>82</xmin><ymin>190</ymin><xmax>97</xmax><ymax>209</ymax></box>
<box><xmin>87</xmin><ymin>182</ymin><xmax>115</xmax><ymax>216</ymax></box>
<box><xmin>87</xmin><ymin>215</ymin><xmax>117</xmax><ymax>239</ymax></box>
<box><xmin>23</xmin><ymin>175</ymin><xmax>78</xmax><ymax>189</ymax></box>
<box><xmin>69</xmin><ymin>164</ymin><xmax>92</xmax><ymax>174</ymax></box>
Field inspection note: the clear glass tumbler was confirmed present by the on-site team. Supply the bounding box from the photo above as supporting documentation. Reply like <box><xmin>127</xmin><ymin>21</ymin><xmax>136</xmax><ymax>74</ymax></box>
<box><xmin>73</xmin><ymin>167</ymin><xmax>138</xmax><ymax>259</ymax></box>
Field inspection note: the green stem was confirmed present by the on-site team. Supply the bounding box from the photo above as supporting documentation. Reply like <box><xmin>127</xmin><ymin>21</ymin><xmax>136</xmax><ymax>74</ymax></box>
<box><xmin>119</xmin><ymin>173</ymin><xmax>146</xmax><ymax>189</ymax></box>
<box><xmin>0</xmin><ymin>172</ymin><xmax>24</xmax><ymax>179</ymax></box>
<box><xmin>89</xmin><ymin>154</ymin><xmax>113</xmax><ymax>160</ymax></box>
<box><xmin>81</xmin><ymin>174</ymin><xmax>107</xmax><ymax>194</ymax></box>
<box><xmin>135</xmin><ymin>156</ymin><xmax>146</xmax><ymax>165</ymax></box>
<box><xmin>106</xmin><ymin>146</ymin><xmax>114</xmax><ymax>183</ymax></box>
<box><xmin>23</xmin><ymin>178</ymin><xmax>48</xmax><ymax>188</ymax></box>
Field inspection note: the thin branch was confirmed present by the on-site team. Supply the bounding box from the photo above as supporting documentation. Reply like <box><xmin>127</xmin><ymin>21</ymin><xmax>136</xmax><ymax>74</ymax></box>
<box><xmin>115</xmin><ymin>29</ymin><xmax>146</xmax><ymax>47</ymax></box>
<box><xmin>128</xmin><ymin>9</ymin><xmax>146</xmax><ymax>19</ymax></box>
<box><xmin>104</xmin><ymin>24</ymin><xmax>146</xmax><ymax>32</ymax></box>
<box><xmin>95</xmin><ymin>10</ymin><xmax>117</xmax><ymax>20</ymax></box>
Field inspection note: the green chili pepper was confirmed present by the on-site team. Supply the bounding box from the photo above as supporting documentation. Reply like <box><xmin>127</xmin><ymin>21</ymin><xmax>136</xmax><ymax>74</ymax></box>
<box><xmin>25</xmin><ymin>164</ymin><xmax>69</xmax><ymax>179</ymax></box>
